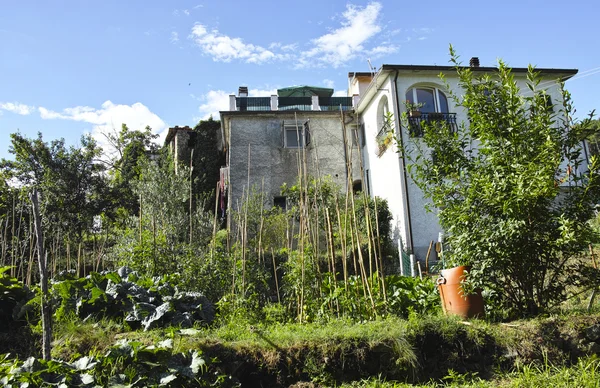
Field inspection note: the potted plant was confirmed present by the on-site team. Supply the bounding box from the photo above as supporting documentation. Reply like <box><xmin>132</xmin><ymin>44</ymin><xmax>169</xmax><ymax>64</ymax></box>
<box><xmin>405</xmin><ymin>100</ymin><xmax>424</xmax><ymax>118</ymax></box>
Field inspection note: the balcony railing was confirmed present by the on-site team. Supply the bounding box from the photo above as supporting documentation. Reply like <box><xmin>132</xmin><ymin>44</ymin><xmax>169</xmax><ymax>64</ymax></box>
<box><xmin>408</xmin><ymin>112</ymin><xmax>458</xmax><ymax>137</ymax></box>
<box><xmin>278</xmin><ymin>96</ymin><xmax>313</xmax><ymax>111</ymax></box>
<box><xmin>231</xmin><ymin>95</ymin><xmax>355</xmax><ymax>112</ymax></box>
<box><xmin>318</xmin><ymin>96</ymin><xmax>353</xmax><ymax>111</ymax></box>
<box><xmin>236</xmin><ymin>97</ymin><xmax>271</xmax><ymax>111</ymax></box>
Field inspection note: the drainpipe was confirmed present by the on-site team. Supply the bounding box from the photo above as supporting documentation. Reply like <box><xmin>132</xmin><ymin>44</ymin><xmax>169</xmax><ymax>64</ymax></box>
<box><xmin>391</xmin><ymin>70</ymin><xmax>414</xmax><ymax>255</ymax></box>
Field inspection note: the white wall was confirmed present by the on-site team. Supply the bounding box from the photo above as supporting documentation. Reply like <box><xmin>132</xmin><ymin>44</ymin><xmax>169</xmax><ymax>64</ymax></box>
<box><xmin>360</xmin><ymin>68</ymin><xmax>574</xmax><ymax>268</ymax></box>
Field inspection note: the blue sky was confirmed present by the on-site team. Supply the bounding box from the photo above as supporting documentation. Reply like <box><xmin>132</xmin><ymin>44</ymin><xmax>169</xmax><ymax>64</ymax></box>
<box><xmin>1</xmin><ymin>0</ymin><xmax>599</xmax><ymax>159</ymax></box>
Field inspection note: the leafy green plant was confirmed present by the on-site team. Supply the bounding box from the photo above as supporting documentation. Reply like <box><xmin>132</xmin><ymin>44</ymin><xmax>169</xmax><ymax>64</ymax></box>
<box><xmin>0</xmin><ymin>338</ymin><xmax>240</xmax><ymax>387</ymax></box>
<box><xmin>51</xmin><ymin>267</ymin><xmax>214</xmax><ymax>330</ymax></box>
<box><xmin>0</xmin><ymin>266</ymin><xmax>35</xmax><ymax>329</ymax></box>
<box><xmin>402</xmin><ymin>46</ymin><xmax>600</xmax><ymax>317</ymax></box>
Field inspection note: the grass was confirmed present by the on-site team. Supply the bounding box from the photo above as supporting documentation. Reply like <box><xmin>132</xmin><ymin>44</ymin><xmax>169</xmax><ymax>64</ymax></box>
<box><xmin>51</xmin><ymin>315</ymin><xmax>125</xmax><ymax>360</ymax></box>
<box><xmin>36</xmin><ymin>311</ymin><xmax>600</xmax><ymax>386</ymax></box>
<box><xmin>337</xmin><ymin>356</ymin><xmax>600</xmax><ymax>387</ymax></box>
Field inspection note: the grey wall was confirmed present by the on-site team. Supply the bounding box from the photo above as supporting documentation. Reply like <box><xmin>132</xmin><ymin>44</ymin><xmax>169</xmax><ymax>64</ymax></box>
<box><xmin>226</xmin><ymin>112</ymin><xmax>359</xmax><ymax>211</ymax></box>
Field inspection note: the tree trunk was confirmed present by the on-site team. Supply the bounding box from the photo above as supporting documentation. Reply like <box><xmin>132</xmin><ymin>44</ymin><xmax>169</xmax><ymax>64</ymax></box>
<box><xmin>29</xmin><ymin>189</ymin><xmax>52</xmax><ymax>361</ymax></box>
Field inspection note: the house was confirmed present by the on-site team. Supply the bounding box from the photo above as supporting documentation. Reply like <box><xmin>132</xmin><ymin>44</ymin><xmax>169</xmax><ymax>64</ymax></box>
<box><xmin>219</xmin><ymin>86</ymin><xmax>361</xmax><ymax>215</ymax></box>
<box><xmin>350</xmin><ymin>58</ymin><xmax>579</xmax><ymax>274</ymax></box>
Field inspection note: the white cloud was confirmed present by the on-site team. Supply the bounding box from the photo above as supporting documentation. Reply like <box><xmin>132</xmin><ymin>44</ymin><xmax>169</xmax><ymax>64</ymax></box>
<box><xmin>39</xmin><ymin>101</ymin><xmax>167</xmax><ymax>156</ymax></box>
<box><xmin>197</xmin><ymin>90</ymin><xmax>231</xmax><ymax>120</ymax></box>
<box><xmin>170</xmin><ymin>31</ymin><xmax>179</xmax><ymax>43</ymax></box>
<box><xmin>197</xmin><ymin>88</ymin><xmax>277</xmax><ymax>119</ymax></box>
<box><xmin>369</xmin><ymin>45</ymin><xmax>398</xmax><ymax>57</ymax></box>
<box><xmin>183</xmin><ymin>9</ymin><xmax>190</xmax><ymax>16</ymax></box>
<box><xmin>0</xmin><ymin>101</ymin><xmax>36</xmax><ymax>115</ymax></box>
<box><xmin>193</xmin><ymin>4</ymin><xmax>203</xmax><ymax>9</ymax></box>
<box><xmin>299</xmin><ymin>2</ymin><xmax>389</xmax><ymax>68</ymax></box>
<box><xmin>322</xmin><ymin>79</ymin><xmax>335</xmax><ymax>89</ymax></box>
<box><xmin>190</xmin><ymin>24</ymin><xmax>280</xmax><ymax>64</ymax></box>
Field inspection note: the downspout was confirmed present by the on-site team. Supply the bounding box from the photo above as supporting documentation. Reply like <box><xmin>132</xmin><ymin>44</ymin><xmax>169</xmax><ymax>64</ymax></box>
<box><xmin>391</xmin><ymin>71</ymin><xmax>414</xmax><ymax>254</ymax></box>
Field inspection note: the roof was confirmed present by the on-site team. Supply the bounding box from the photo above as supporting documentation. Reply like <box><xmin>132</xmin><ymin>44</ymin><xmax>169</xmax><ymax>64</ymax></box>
<box><xmin>353</xmin><ymin>63</ymin><xmax>579</xmax><ymax>114</ymax></box>
<box><xmin>379</xmin><ymin>64</ymin><xmax>578</xmax><ymax>77</ymax></box>
<box><xmin>164</xmin><ymin>126</ymin><xmax>192</xmax><ymax>147</ymax></box>
<box><xmin>277</xmin><ymin>85</ymin><xmax>334</xmax><ymax>98</ymax></box>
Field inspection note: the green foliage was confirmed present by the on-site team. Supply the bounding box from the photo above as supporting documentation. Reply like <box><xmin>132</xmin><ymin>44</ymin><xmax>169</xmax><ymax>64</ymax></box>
<box><xmin>51</xmin><ymin>267</ymin><xmax>214</xmax><ymax>330</ymax></box>
<box><xmin>0</xmin><ymin>339</ymin><xmax>239</xmax><ymax>387</ymax></box>
<box><xmin>402</xmin><ymin>46</ymin><xmax>600</xmax><ymax>317</ymax></box>
<box><xmin>104</xmin><ymin>124</ymin><xmax>158</xmax><ymax>224</ymax></box>
<box><xmin>190</xmin><ymin>118</ymin><xmax>226</xmax><ymax>212</ymax></box>
<box><xmin>0</xmin><ymin>267</ymin><xmax>34</xmax><ymax>328</ymax></box>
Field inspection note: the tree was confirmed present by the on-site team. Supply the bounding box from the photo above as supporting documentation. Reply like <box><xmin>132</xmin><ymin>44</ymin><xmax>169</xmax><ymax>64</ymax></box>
<box><xmin>1</xmin><ymin>132</ymin><xmax>109</xmax><ymax>279</ymax></box>
<box><xmin>403</xmin><ymin>47</ymin><xmax>600</xmax><ymax>317</ymax></box>
<box><xmin>104</xmin><ymin>124</ymin><xmax>158</xmax><ymax>223</ymax></box>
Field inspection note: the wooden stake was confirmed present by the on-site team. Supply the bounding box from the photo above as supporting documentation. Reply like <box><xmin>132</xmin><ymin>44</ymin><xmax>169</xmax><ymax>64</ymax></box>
<box><xmin>29</xmin><ymin>190</ymin><xmax>52</xmax><ymax>361</ymax></box>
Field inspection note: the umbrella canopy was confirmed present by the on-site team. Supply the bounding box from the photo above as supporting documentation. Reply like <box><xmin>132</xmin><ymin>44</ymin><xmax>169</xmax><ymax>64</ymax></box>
<box><xmin>277</xmin><ymin>85</ymin><xmax>334</xmax><ymax>98</ymax></box>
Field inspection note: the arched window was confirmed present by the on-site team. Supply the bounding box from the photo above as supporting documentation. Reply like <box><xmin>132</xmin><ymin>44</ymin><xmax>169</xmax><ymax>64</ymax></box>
<box><xmin>376</xmin><ymin>95</ymin><xmax>389</xmax><ymax>131</ymax></box>
<box><xmin>405</xmin><ymin>87</ymin><xmax>449</xmax><ymax>113</ymax></box>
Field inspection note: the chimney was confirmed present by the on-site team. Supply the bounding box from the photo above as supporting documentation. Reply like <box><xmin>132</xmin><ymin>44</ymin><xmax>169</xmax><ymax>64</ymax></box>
<box><xmin>469</xmin><ymin>57</ymin><xmax>480</xmax><ymax>68</ymax></box>
<box><xmin>238</xmin><ymin>86</ymin><xmax>248</xmax><ymax>97</ymax></box>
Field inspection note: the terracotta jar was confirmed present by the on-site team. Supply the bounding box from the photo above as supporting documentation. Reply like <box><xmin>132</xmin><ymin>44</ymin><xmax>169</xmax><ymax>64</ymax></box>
<box><xmin>436</xmin><ymin>265</ymin><xmax>484</xmax><ymax>319</ymax></box>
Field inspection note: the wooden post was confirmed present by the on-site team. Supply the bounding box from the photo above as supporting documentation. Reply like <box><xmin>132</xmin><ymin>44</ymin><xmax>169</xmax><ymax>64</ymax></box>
<box><xmin>29</xmin><ymin>190</ymin><xmax>52</xmax><ymax>361</ymax></box>
<box><xmin>425</xmin><ymin>241</ymin><xmax>434</xmax><ymax>275</ymax></box>
<box><xmin>588</xmin><ymin>244</ymin><xmax>598</xmax><ymax>312</ymax></box>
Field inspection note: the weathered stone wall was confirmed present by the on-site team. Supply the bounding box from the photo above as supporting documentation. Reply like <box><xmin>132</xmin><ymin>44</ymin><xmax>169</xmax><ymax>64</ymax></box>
<box><xmin>226</xmin><ymin>112</ymin><xmax>358</xmax><ymax>211</ymax></box>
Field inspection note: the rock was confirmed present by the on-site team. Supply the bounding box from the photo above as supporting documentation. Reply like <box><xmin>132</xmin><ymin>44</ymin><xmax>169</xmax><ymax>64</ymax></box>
<box><xmin>584</xmin><ymin>324</ymin><xmax>600</xmax><ymax>342</ymax></box>
<box><xmin>589</xmin><ymin>342</ymin><xmax>600</xmax><ymax>355</ymax></box>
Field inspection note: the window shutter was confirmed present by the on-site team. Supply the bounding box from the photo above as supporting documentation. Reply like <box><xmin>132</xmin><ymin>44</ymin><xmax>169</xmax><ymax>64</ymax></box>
<box><xmin>304</xmin><ymin>121</ymin><xmax>311</xmax><ymax>146</ymax></box>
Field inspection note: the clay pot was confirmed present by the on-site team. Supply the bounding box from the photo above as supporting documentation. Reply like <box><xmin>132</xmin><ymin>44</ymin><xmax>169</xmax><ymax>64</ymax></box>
<box><xmin>436</xmin><ymin>265</ymin><xmax>484</xmax><ymax>319</ymax></box>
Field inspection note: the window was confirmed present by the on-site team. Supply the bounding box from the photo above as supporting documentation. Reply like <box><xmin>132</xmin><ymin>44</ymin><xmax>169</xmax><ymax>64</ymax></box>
<box><xmin>273</xmin><ymin>196</ymin><xmax>286</xmax><ymax>210</ymax></box>
<box><xmin>283</xmin><ymin>121</ymin><xmax>310</xmax><ymax>148</ymax></box>
<box><xmin>405</xmin><ymin>87</ymin><xmax>449</xmax><ymax>113</ymax></box>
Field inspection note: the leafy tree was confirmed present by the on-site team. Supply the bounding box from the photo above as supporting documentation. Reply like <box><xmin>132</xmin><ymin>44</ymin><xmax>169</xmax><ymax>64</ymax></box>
<box><xmin>103</xmin><ymin>124</ymin><xmax>158</xmax><ymax>222</ymax></box>
<box><xmin>0</xmin><ymin>132</ymin><xmax>108</xmax><ymax>279</ymax></box>
<box><xmin>403</xmin><ymin>47</ymin><xmax>600</xmax><ymax>317</ymax></box>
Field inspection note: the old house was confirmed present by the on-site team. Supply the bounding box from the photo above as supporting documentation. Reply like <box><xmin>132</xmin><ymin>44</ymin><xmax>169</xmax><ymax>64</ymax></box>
<box><xmin>350</xmin><ymin>58</ymin><xmax>579</xmax><ymax>273</ymax></box>
<box><xmin>219</xmin><ymin>86</ymin><xmax>360</xmax><ymax>214</ymax></box>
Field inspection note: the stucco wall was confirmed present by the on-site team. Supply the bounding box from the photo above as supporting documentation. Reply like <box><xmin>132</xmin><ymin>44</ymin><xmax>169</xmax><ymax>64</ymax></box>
<box><xmin>226</xmin><ymin>112</ymin><xmax>358</xmax><ymax>211</ymax></box>
<box><xmin>360</xmin><ymin>69</ymin><xmax>572</xmax><ymax>267</ymax></box>
<box><xmin>358</xmin><ymin>76</ymin><xmax>408</xmax><ymax>260</ymax></box>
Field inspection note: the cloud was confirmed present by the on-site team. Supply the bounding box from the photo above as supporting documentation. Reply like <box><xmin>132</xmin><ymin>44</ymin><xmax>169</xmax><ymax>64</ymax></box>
<box><xmin>197</xmin><ymin>88</ymin><xmax>277</xmax><ymax>119</ymax></box>
<box><xmin>197</xmin><ymin>90</ymin><xmax>231</xmax><ymax>120</ymax></box>
<box><xmin>183</xmin><ymin>9</ymin><xmax>190</xmax><ymax>16</ymax></box>
<box><xmin>0</xmin><ymin>102</ymin><xmax>36</xmax><ymax>115</ymax></box>
<box><xmin>368</xmin><ymin>45</ymin><xmax>398</xmax><ymax>57</ymax></box>
<box><xmin>190</xmin><ymin>24</ymin><xmax>281</xmax><ymax>64</ymax></box>
<box><xmin>170</xmin><ymin>31</ymin><xmax>179</xmax><ymax>43</ymax></box>
<box><xmin>322</xmin><ymin>79</ymin><xmax>335</xmax><ymax>89</ymax></box>
<box><xmin>299</xmin><ymin>2</ymin><xmax>389</xmax><ymax>68</ymax></box>
<box><xmin>39</xmin><ymin>101</ymin><xmax>167</xmax><ymax>155</ymax></box>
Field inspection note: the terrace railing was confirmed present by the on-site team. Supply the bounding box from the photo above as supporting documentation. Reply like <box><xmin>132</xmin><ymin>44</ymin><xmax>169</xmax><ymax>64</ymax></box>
<box><xmin>408</xmin><ymin>112</ymin><xmax>458</xmax><ymax>137</ymax></box>
<box><xmin>318</xmin><ymin>96</ymin><xmax>353</xmax><ymax>111</ymax></box>
<box><xmin>236</xmin><ymin>97</ymin><xmax>271</xmax><ymax>111</ymax></box>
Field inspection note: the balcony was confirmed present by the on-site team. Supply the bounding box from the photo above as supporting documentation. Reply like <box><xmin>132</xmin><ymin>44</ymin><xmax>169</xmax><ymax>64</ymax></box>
<box><xmin>408</xmin><ymin>112</ymin><xmax>458</xmax><ymax>137</ymax></box>
<box><xmin>230</xmin><ymin>95</ymin><xmax>355</xmax><ymax>112</ymax></box>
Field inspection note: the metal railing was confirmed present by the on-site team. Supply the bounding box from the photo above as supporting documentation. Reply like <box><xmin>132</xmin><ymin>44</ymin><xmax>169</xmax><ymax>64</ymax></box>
<box><xmin>408</xmin><ymin>112</ymin><xmax>458</xmax><ymax>137</ymax></box>
<box><xmin>318</xmin><ymin>96</ymin><xmax>353</xmax><ymax>111</ymax></box>
<box><xmin>236</xmin><ymin>97</ymin><xmax>271</xmax><ymax>111</ymax></box>
<box><xmin>278</xmin><ymin>96</ymin><xmax>312</xmax><ymax>111</ymax></box>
